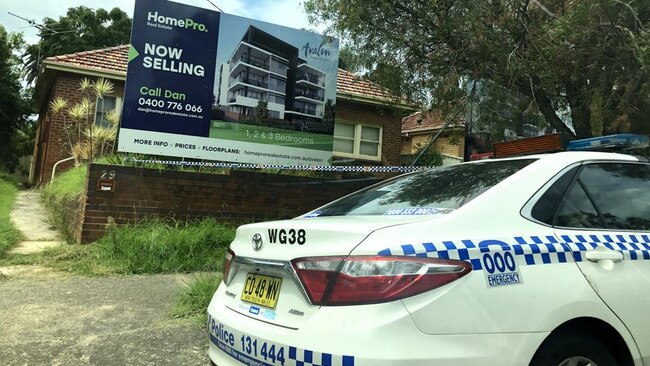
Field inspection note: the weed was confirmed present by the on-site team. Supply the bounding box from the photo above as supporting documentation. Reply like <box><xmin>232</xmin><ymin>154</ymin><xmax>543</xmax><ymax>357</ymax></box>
<box><xmin>0</xmin><ymin>179</ymin><xmax>22</xmax><ymax>257</ymax></box>
<box><xmin>41</xmin><ymin>165</ymin><xmax>87</xmax><ymax>242</ymax></box>
<box><xmin>172</xmin><ymin>273</ymin><xmax>222</xmax><ymax>323</ymax></box>
<box><xmin>23</xmin><ymin>218</ymin><xmax>234</xmax><ymax>276</ymax></box>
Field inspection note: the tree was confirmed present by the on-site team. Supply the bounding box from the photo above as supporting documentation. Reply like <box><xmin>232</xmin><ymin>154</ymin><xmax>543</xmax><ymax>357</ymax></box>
<box><xmin>0</xmin><ymin>25</ymin><xmax>31</xmax><ymax>173</ymax></box>
<box><xmin>254</xmin><ymin>100</ymin><xmax>269</xmax><ymax>125</ymax></box>
<box><xmin>322</xmin><ymin>99</ymin><xmax>336</xmax><ymax>133</ymax></box>
<box><xmin>305</xmin><ymin>0</ymin><xmax>650</xmax><ymax>139</ymax></box>
<box><xmin>338</xmin><ymin>45</ymin><xmax>369</xmax><ymax>73</ymax></box>
<box><xmin>22</xmin><ymin>7</ymin><xmax>132</xmax><ymax>84</ymax></box>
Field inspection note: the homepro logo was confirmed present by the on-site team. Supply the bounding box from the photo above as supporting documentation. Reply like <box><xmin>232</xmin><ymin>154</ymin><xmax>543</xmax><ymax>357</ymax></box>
<box><xmin>146</xmin><ymin>11</ymin><xmax>209</xmax><ymax>32</ymax></box>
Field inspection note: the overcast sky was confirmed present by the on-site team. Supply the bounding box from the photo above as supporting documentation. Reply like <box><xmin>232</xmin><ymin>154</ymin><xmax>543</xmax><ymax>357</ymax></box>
<box><xmin>1</xmin><ymin>0</ymin><xmax>320</xmax><ymax>45</ymax></box>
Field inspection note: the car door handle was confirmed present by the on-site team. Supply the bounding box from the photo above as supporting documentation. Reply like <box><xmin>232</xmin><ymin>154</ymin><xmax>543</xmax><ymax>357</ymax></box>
<box><xmin>584</xmin><ymin>251</ymin><xmax>624</xmax><ymax>263</ymax></box>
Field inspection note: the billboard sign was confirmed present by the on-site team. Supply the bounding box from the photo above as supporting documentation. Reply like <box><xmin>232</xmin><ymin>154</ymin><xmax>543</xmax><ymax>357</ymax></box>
<box><xmin>118</xmin><ymin>0</ymin><xmax>339</xmax><ymax>166</ymax></box>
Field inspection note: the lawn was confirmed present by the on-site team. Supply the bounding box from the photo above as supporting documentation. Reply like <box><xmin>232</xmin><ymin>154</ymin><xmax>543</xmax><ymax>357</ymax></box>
<box><xmin>0</xmin><ymin>179</ymin><xmax>22</xmax><ymax>257</ymax></box>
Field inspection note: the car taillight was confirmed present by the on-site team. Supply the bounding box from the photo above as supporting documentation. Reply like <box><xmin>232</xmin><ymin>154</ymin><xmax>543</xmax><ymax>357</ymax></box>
<box><xmin>291</xmin><ymin>256</ymin><xmax>472</xmax><ymax>306</ymax></box>
<box><xmin>223</xmin><ymin>249</ymin><xmax>235</xmax><ymax>285</ymax></box>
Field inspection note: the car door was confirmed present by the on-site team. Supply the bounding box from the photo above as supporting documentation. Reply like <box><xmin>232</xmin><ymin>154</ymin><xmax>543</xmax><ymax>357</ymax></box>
<box><xmin>551</xmin><ymin>162</ymin><xmax>650</xmax><ymax>362</ymax></box>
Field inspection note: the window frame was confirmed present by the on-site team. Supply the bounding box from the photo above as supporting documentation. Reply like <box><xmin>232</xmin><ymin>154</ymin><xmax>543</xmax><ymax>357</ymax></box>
<box><xmin>522</xmin><ymin>160</ymin><xmax>650</xmax><ymax>232</ymax></box>
<box><xmin>94</xmin><ymin>95</ymin><xmax>122</xmax><ymax>127</ymax></box>
<box><xmin>333</xmin><ymin>120</ymin><xmax>383</xmax><ymax>161</ymax></box>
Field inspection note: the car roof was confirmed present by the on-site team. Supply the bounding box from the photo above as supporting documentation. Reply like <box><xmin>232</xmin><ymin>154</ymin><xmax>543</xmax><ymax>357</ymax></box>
<box><xmin>485</xmin><ymin>151</ymin><xmax>640</xmax><ymax>165</ymax></box>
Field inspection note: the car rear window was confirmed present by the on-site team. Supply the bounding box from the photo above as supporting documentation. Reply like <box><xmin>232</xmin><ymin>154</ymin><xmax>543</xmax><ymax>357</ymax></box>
<box><xmin>316</xmin><ymin>159</ymin><xmax>536</xmax><ymax>216</ymax></box>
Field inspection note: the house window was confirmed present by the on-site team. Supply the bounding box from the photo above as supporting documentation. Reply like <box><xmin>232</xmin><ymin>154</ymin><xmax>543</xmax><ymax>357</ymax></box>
<box><xmin>333</xmin><ymin>122</ymin><xmax>382</xmax><ymax>161</ymax></box>
<box><xmin>95</xmin><ymin>96</ymin><xmax>121</xmax><ymax>128</ymax></box>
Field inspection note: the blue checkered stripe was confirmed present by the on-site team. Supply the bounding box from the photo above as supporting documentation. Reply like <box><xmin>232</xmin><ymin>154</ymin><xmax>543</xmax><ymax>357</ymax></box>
<box><xmin>561</xmin><ymin>234</ymin><xmax>650</xmax><ymax>261</ymax></box>
<box><xmin>377</xmin><ymin>234</ymin><xmax>650</xmax><ymax>269</ymax></box>
<box><xmin>126</xmin><ymin>157</ymin><xmax>426</xmax><ymax>173</ymax></box>
<box><xmin>289</xmin><ymin>347</ymin><xmax>354</xmax><ymax>366</ymax></box>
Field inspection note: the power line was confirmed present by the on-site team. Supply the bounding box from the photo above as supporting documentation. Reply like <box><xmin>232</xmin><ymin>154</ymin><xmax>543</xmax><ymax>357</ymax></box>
<box><xmin>205</xmin><ymin>0</ymin><xmax>224</xmax><ymax>13</ymax></box>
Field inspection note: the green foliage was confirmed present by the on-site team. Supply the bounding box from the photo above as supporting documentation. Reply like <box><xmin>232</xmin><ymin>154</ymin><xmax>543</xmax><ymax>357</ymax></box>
<box><xmin>172</xmin><ymin>274</ymin><xmax>222</xmax><ymax>322</ymax></box>
<box><xmin>41</xmin><ymin>165</ymin><xmax>87</xmax><ymax>242</ymax></box>
<box><xmin>30</xmin><ymin>218</ymin><xmax>234</xmax><ymax>276</ymax></box>
<box><xmin>42</xmin><ymin>165</ymin><xmax>87</xmax><ymax>201</ymax></box>
<box><xmin>338</xmin><ymin>45</ymin><xmax>369</xmax><ymax>73</ymax></box>
<box><xmin>322</xmin><ymin>99</ymin><xmax>336</xmax><ymax>133</ymax></box>
<box><xmin>23</xmin><ymin>6</ymin><xmax>132</xmax><ymax>84</ymax></box>
<box><xmin>0</xmin><ymin>25</ymin><xmax>32</xmax><ymax>173</ymax></box>
<box><xmin>0</xmin><ymin>172</ymin><xmax>22</xmax><ymax>187</ymax></box>
<box><xmin>94</xmin><ymin>218</ymin><xmax>234</xmax><ymax>274</ymax></box>
<box><xmin>305</xmin><ymin>0</ymin><xmax>650</xmax><ymax>139</ymax></box>
<box><xmin>254</xmin><ymin>100</ymin><xmax>269</xmax><ymax>125</ymax></box>
<box><xmin>410</xmin><ymin>143</ymin><xmax>443</xmax><ymax>167</ymax></box>
<box><xmin>0</xmin><ymin>179</ymin><xmax>22</xmax><ymax>257</ymax></box>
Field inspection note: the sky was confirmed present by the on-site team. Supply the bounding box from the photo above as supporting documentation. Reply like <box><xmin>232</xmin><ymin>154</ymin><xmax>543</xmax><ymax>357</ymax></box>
<box><xmin>1</xmin><ymin>0</ymin><xmax>321</xmax><ymax>45</ymax></box>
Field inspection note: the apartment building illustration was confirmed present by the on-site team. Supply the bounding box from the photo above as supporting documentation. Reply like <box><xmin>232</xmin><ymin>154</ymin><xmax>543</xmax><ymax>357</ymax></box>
<box><xmin>217</xmin><ymin>26</ymin><xmax>329</xmax><ymax>131</ymax></box>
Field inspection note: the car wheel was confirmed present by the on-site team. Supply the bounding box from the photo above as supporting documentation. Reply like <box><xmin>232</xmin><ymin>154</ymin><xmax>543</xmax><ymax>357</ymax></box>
<box><xmin>530</xmin><ymin>331</ymin><xmax>617</xmax><ymax>366</ymax></box>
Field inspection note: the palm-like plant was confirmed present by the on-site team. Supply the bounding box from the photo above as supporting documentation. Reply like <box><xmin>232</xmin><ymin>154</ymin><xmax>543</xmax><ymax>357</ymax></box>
<box><xmin>48</xmin><ymin>77</ymin><xmax>120</xmax><ymax>164</ymax></box>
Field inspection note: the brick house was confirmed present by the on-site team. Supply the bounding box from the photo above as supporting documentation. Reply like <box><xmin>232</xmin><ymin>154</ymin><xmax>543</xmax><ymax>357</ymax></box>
<box><xmin>30</xmin><ymin>45</ymin><xmax>414</xmax><ymax>184</ymax></box>
<box><xmin>401</xmin><ymin>110</ymin><xmax>465</xmax><ymax>165</ymax></box>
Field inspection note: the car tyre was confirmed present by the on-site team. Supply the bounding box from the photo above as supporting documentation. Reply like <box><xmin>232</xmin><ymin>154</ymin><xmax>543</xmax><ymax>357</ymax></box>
<box><xmin>529</xmin><ymin>331</ymin><xmax>617</xmax><ymax>366</ymax></box>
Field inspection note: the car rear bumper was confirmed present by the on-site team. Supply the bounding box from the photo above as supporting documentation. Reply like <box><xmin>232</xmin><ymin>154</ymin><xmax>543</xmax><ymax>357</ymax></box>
<box><xmin>207</xmin><ymin>283</ymin><xmax>548</xmax><ymax>366</ymax></box>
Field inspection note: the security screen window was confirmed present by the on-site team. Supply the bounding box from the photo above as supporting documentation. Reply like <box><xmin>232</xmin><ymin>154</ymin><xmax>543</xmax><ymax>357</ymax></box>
<box><xmin>317</xmin><ymin>159</ymin><xmax>536</xmax><ymax>216</ymax></box>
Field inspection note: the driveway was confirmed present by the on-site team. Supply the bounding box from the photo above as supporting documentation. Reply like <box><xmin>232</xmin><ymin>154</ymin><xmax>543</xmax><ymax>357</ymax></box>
<box><xmin>0</xmin><ymin>267</ymin><xmax>209</xmax><ymax>365</ymax></box>
<box><xmin>1</xmin><ymin>191</ymin><xmax>209</xmax><ymax>365</ymax></box>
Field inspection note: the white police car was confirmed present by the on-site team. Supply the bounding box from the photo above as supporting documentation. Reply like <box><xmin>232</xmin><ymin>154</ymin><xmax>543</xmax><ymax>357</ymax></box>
<box><xmin>208</xmin><ymin>150</ymin><xmax>650</xmax><ymax>366</ymax></box>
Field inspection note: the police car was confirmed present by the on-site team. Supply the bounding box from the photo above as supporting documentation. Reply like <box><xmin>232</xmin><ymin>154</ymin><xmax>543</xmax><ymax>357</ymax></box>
<box><xmin>208</xmin><ymin>140</ymin><xmax>650</xmax><ymax>365</ymax></box>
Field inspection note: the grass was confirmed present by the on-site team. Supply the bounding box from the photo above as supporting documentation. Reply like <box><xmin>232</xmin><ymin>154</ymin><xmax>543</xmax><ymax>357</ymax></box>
<box><xmin>41</xmin><ymin>165</ymin><xmax>88</xmax><ymax>242</ymax></box>
<box><xmin>94</xmin><ymin>218</ymin><xmax>234</xmax><ymax>274</ymax></box>
<box><xmin>172</xmin><ymin>273</ymin><xmax>222</xmax><ymax>323</ymax></box>
<box><xmin>43</xmin><ymin>164</ymin><xmax>87</xmax><ymax>199</ymax></box>
<box><xmin>0</xmin><ymin>179</ymin><xmax>22</xmax><ymax>257</ymax></box>
<box><xmin>4</xmin><ymin>218</ymin><xmax>235</xmax><ymax>276</ymax></box>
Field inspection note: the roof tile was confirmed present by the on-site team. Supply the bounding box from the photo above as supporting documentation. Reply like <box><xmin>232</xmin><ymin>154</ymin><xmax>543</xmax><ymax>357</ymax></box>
<box><xmin>45</xmin><ymin>45</ymin><xmax>129</xmax><ymax>74</ymax></box>
<box><xmin>402</xmin><ymin>110</ymin><xmax>464</xmax><ymax>134</ymax></box>
<box><xmin>335</xmin><ymin>68</ymin><xmax>394</xmax><ymax>101</ymax></box>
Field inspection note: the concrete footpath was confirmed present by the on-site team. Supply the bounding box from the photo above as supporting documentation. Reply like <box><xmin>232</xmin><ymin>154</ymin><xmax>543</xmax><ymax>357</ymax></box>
<box><xmin>0</xmin><ymin>191</ymin><xmax>210</xmax><ymax>365</ymax></box>
<box><xmin>9</xmin><ymin>190</ymin><xmax>61</xmax><ymax>254</ymax></box>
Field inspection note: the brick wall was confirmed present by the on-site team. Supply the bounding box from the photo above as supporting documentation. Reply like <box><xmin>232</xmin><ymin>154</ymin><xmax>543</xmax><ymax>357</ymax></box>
<box><xmin>36</xmin><ymin>72</ymin><xmax>125</xmax><ymax>183</ymax></box>
<box><xmin>336</xmin><ymin>100</ymin><xmax>405</xmax><ymax>166</ymax></box>
<box><xmin>75</xmin><ymin>164</ymin><xmax>379</xmax><ymax>243</ymax></box>
<box><xmin>402</xmin><ymin>131</ymin><xmax>465</xmax><ymax>158</ymax></box>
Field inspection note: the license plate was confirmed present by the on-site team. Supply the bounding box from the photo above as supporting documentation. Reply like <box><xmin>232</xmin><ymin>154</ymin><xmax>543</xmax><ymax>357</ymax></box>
<box><xmin>241</xmin><ymin>273</ymin><xmax>282</xmax><ymax>309</ymax></box>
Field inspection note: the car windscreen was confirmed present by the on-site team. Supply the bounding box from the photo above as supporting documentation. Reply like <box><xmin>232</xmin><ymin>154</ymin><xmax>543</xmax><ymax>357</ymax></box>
<box><xmin>316</xmin><ymin>159</ymin><xmax>536</xmax><ymax>217</ymax></box>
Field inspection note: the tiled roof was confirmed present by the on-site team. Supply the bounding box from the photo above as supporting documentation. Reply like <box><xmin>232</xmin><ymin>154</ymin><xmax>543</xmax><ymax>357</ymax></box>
<box><xmin>43</xmin><ymin>45</ymin><xmax>399</xmax><ymax>102</ymax></box>
<box><xmin>336</xmin><ymin>68</ymin><xmax>394</xmax><ymax>101</ymax></box>
<box><xmin>402</xmin><ymin>110</ymin><xmax>464</xmax><ymax>134</ymax></box>
<box><xmin>44</xmin><ymin>45</ymin><xmax>129</xmax><ymax>74</ymax></box>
